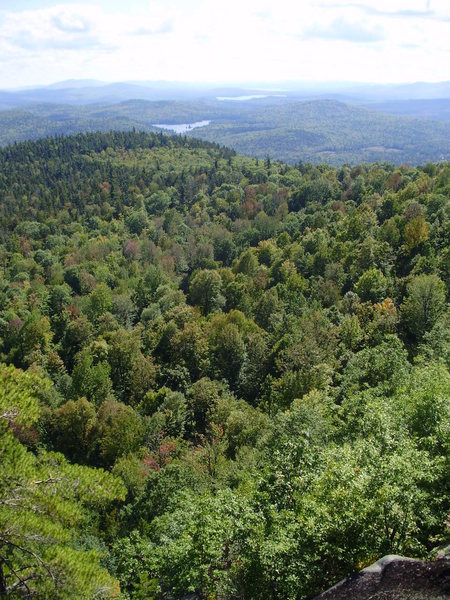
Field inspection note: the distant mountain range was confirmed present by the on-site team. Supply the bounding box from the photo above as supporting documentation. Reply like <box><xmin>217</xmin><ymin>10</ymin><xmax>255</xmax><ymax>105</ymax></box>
<box><xmin>0</xmin><ymin>80</ymin><xmax>449</xmax><ymax>165</ymax></box>
<box><xmin>2</xmin><ymin>79</ymin><xmax>450</xmax><ymax>110</ymax></box>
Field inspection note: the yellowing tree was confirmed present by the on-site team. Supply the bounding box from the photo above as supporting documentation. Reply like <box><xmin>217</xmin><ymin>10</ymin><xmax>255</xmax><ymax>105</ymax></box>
<box><xmin>404</xmin><ymin>215</ymin><xmax>429</xmax><ymax>252</ymax></box>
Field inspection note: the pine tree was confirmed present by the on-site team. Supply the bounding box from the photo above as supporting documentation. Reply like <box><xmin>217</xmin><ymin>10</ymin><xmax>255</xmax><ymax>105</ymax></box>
<box><xmin>0</xmin><ymin>364</ymin><xmax>125</xmax><ymax>598</ymax></box>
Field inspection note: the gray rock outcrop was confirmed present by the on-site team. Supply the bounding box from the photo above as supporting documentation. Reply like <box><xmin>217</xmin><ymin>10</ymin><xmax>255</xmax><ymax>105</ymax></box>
<box><xmin>313</xmin><ymin>554</ymin><xmax>450</xmax><ymax>599</ymax></box>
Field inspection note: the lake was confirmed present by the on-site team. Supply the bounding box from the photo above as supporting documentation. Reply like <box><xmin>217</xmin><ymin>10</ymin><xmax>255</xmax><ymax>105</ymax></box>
<box><xmin>216</xmin><ymin>94</ymin><xmax>286</xmax><ymax>101</ymax></box>
<box><xmin>153</xmin><ymin>120</ymin><xmax>211</xmax><ymax>134</ymax></box>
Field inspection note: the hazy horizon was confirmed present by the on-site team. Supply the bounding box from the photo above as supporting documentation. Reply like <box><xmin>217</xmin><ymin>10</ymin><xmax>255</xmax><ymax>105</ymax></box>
<box><xmin>3</xmin><ymin>77</ymin><xmax>450</xmax><ymax>93</ymax></box>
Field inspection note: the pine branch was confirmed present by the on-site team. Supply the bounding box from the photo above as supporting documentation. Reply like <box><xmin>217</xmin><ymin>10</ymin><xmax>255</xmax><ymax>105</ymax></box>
<box><xmin>3</xmin><ymin>556</ymin><xmax>38</xmax><ymax>597</ymax></box>
<box><xmin>0</xmin><ymin>540</ymin><xmax>56</xmax><ymax>588</ymax></box>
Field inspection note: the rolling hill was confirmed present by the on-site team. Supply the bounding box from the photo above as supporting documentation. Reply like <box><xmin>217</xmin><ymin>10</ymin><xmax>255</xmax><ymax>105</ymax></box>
<box><xmin>0</xmin><ymin>97</ymin><xmax>449</xmax><ymax>165</ymax></box>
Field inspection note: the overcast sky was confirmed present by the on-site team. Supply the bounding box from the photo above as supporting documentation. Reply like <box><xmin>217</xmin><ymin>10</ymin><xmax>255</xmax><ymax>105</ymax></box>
<box><xmin>0</xmin><ymin>0</ymin><xmax>449</xmax><ymax>89</ymax></box>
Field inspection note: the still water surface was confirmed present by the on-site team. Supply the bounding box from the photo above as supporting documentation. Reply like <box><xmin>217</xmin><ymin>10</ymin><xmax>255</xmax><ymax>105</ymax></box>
<box><xmin>153</xmin><ymin>120</ymin><xmax>211</xmax><ymax>134</ymax></box>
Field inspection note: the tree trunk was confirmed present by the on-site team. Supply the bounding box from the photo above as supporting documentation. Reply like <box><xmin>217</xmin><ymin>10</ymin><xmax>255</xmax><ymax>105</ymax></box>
<box><xmin>0</xmin><ymin>558</ymin><xmax>8</xmax><ymax>598</ymax></box>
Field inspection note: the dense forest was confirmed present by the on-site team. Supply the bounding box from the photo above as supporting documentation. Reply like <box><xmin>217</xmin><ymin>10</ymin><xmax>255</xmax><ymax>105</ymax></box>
<box><xmin>0</xmin><ymin>131</ymin><xmax>449</xmax><ymax>599</ymax></box>
<box><xmin>1</xmin><ymin>98</ymin><xmax>450</xmax><ymax>166</ymax></box>
<box><xmin>193</xmin><ymin>99</ymin><xmax>450</xmax><ymax>165</ymax></box>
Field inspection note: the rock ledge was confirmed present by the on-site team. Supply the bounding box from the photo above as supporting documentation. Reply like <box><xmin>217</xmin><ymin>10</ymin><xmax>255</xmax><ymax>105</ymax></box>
<box><xmin>313</xmin><ymin>554</ymin><xmax>450</xmax><ymax>600</ymax></box>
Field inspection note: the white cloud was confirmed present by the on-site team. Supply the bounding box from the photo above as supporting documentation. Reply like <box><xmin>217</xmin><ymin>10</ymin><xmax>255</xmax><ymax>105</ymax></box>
<box><xmin>0</xmin><ymin>0</ymin><xmax>448</xmax><ymax>88</ymax></box>
<box><xmin>302</xmin><ymin>18</ymin><xmax>385</xmax><ymax>42</ymax></box>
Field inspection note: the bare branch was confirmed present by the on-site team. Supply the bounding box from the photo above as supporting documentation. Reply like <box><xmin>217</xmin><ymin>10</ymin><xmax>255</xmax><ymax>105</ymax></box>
<box><xmin>0</xmin><ymin>409</ymin><xmax>19</xmax><ymax>421</ymax></box>
<box><xmin>7</xmin><ymin>575</ymin><xmax>36</xmax><ymax>595</ymax></box>
<box><xmin>32</xmin><ymin>477</ymin><xmax>67</xmax><ymax>486</ymax></box>
<box><xmin>3</xmin><ymin>556</ymin><xmax>37</xmax><ymax>596</ymax></box>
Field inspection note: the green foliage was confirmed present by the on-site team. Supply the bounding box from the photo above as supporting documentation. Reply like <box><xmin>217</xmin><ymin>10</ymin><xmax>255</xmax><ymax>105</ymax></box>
<box><xmin>70</xmin><ymin>348</ymin><xmax>113</xmax><ymax>407</ymax></box>
<box><xmin>50</xmin><ymin>397</ymin><xmax>97</xmax><ymax>463</ymax></box>
<box><xmin>354</xmin><ymin>268</ymin><xmax>388</xmax><ymax>303</ymax></box>
<box><xmin>149</xmin><ymin>489</ymin><xmax>258</xmax><ymax>598</ymax></box>
<box><xmin>0</xmin><ymin>132</ymin><xmax>448</xmax><ymax>599</ymax></box>
<box><xmin>96</xmin><ymin>400</ymin><xmax>145</xmax><ymax>466</ymax></box>
<box><xmin>1</xmin><ymin>98</ymin><xmax>450</xmax><ymax>166</ymax></box>
<box><xmin>125</xmin><ymin>209</ymin><xmax>148</xmax><ymax>235</ymax></box>
<box><xmin>87</xmin><ymin>284</ymin><xmax>113</xmax><ymax>323</ymax></box>
<box><xmin>189</xmin><ymin>269</ymin><xmax>225</xmax><ymax>315</ymax></box>
<box><xmin>400</xmin><ymin>274</ymin><xmax>446</xmax><ymax>341</ymax></box>
<box><xmin>0</xmin><ymin>364</ymin><xmax>125</xmax><ymax>598</ymax></box>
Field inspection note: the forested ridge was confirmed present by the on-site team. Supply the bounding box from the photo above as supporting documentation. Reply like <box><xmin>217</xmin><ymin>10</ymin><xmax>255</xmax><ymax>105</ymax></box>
<box><xmin>192</xmin><ymin>99</ymin><xmax>450</xmax><ymax>165</ymax></box>
<box><xmin>0</xmin><ymin>131</ymin><xmax>449</xmax><ymax>599</ymax></box>
<box><xmin>1</xmin><ymin>98</ymin><xmax>450</xmax><ymax>165</ymax></box>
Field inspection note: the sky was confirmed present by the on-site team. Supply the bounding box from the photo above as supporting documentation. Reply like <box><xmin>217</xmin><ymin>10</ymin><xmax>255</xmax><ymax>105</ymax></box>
<box><xmin>0</xmin><ymin>0</ymin><xmax>449</xmax><ymax>89</ymax></box>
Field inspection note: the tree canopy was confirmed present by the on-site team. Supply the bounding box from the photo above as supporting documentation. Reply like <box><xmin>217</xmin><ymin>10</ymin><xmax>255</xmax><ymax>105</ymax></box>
<box><xmin>0</xmin><ymin>131</ymin><xmax>448</xmax><ymax>598</ymax></box>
